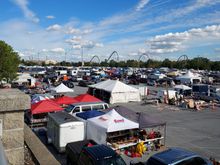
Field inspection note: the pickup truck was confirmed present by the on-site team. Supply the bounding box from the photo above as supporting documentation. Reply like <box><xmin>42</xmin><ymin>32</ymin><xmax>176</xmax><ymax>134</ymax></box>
<box><xmin>66</xmin><ymin>139</ymin><xmax>126</xmax><ymax>165</ymax></box>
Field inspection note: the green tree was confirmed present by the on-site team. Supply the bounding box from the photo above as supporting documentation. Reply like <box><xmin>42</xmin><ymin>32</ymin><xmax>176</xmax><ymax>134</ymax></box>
<box><xmin>0</xmin><ymin>40</ymin><xmax>20</xmax><ymax>83</ymax></box>
<box><xmin>161</xmin><ymin>58</ymin><xmax>173</xmax><ymax>68</ymax></box>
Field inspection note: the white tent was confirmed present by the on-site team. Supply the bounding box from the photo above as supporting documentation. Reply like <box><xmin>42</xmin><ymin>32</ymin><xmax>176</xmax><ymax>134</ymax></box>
<box><xmin>13</xmin><ymin>73</ymin><xmax>36</xmax><ymax>86</ymax></box>
<box><xmin>174</xmin><ymin>84</ymin><xmax>192</xmax><ymax>90</ymax></box>
<box><xmin>51</xmin><ymin>83</ymin><xmax>74</xmax><ymax>94</ymax></box>
<box><xmin>176</xmin><ymin>71</ymin><xmax>201</xmax><ymax>84</ymax></box>
<box><xmin>89</xmin><ymin>79</ymin><xmax>141</xmax><ymax>104</ymax></box>
<box><xmin>86</xmin><ymin>109</ymin><xmax>139</xmax><ymax>144</ymax></box>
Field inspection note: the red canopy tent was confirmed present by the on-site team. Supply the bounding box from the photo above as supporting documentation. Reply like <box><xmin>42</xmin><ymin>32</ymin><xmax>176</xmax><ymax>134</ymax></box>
<box><xmin>74</xmin><ymin>94</ymin><xmax>102</xmax><ymax>102</ymax></box>
<box><xmin>31</xmin><ymin>100</ymin><xmax>63</xmax><ymax>115</ymax></box>
<box><xmin>54</xmin><ymin>96</ymin><xmax>78</xmax><ymax>105</ymax></box>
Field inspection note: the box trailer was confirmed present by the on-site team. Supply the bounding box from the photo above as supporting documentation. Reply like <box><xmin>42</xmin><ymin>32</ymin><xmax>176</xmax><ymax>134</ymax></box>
<box><xmin>47</xmin><ymin>111</ymin><xmax>85</xmax><ymax>152</ymax></box>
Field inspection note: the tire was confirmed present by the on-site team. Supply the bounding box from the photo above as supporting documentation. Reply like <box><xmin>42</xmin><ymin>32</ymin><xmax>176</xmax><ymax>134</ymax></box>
<box><xmin>68</xmin><ymin>82</ymin><xmax>74</xmax><ymax>88</ymax></box>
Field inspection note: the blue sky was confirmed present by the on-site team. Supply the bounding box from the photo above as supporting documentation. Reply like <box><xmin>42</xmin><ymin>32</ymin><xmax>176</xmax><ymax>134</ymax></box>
<box><xmin>0</xmin><ymin>0</ymin><xmax>220</xmax><ymax>62</ymax></box>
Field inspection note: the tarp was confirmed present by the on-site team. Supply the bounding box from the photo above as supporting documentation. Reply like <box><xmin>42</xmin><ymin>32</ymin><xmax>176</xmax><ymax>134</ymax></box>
<box><xmin>31</xmin><ymin>95</ymin><xmax>48</xmax><ymax>104</ymax></box>
<box><xmin>89</xmin><ymin>79</ymin><xmax>141</xmax><ymax>104</ymax></box>
<box><xmin>76</xmin><ymin>110</ymin><xmax>105</xmax><ymax>120</ymax></box>
<box><xmin>54</xmin><ymin>96</ymin><xmax>78</xmax><ymax>105</ymax></box>
<box><xmin>104</xmin><ymin>106</ymin><xmax>166</xmax><ymax>129</ymax></box>
<box><xmin>74</xmin><ymin>94</ymin><xmax>102</xmax><ymax>102</ymax></box>
<box><xmin>31</xmin><ymin>100</ymin><xmax>63</xmax><ymax>115</ymax></box>
<box><xmin>51</xmin><ymin>83</ymin><xmax>74</xmax><ymax>93</ymax></box>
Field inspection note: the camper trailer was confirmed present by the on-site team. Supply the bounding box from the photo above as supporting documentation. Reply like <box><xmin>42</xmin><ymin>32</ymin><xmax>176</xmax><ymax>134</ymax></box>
<box><xmin>47</xmin><ymin>111</ymin><xmax>85</xmax><ymax>152</ymax></box>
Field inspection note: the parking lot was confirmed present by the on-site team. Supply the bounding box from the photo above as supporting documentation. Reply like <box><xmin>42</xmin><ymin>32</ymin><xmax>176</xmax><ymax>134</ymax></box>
<box><xmin>37</xmin><ymin>84</ymin><xmax>220</xmax><ymax>164</ymax></box>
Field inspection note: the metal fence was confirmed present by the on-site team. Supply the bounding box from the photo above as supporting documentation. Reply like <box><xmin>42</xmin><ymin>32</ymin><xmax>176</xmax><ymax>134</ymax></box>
<box><xmin>0</xmin><ymin>139</ymin><xmax>8</xmax><ymax>165</ymax></box>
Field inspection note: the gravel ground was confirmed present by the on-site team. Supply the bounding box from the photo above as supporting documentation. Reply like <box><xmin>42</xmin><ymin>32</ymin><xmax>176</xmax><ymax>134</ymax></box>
<box><xmin>35</xmin><ymin>83</ymin><xmax>220</xmax><ymax>164</ymax></box>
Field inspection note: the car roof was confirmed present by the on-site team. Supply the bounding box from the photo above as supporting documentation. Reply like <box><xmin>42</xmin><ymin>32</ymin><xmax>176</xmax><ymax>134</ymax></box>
<box><xmin>70</xmin><ymin>101</ymin><xmax>106</xmax><ymax>106</ymax></box>
<box><xmin>152</xmin><ymin>148</ymin><xmax>197</xmax><ymax>164</ymax></box>
<box><xmin>84</xmin><ymin>144</ymin><xmax>116</xmax><ymax>161</ymax></box>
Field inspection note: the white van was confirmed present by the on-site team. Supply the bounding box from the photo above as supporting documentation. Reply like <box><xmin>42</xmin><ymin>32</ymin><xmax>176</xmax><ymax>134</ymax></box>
<box><xmin>64</xmin><ymin>102</ymin><xmax>109</xmax><ymax>115</ymax></box>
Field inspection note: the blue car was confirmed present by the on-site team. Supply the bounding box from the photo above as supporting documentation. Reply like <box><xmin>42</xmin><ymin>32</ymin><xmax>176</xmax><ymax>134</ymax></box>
<box><xmin>146</xmin><ymin>148</ymin><xmax>212</xmax><ymax>165</ymax></box>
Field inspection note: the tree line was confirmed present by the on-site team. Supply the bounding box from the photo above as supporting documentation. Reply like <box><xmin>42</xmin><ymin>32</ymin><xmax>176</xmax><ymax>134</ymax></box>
<box><xmin>21</xmin><ymin>58</ymin><xmax>220</xmax><ymax>71</ymax></box>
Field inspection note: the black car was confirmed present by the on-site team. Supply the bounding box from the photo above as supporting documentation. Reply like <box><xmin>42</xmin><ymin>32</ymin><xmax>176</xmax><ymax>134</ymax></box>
<box><xmin>62</xmin><ymin>80</ymin><xmax>74</xmax><ymax>88</ymax></box>
<box><xmin>78</xmin><ymin>80</ymin><xmax>94</xmax><ymax>87</ymax></box>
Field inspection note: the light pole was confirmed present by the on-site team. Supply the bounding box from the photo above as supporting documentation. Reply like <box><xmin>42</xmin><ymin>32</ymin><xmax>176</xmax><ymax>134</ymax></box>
<box><xmin>81</xmin><ymin>46</ymin><xmax>84</xmax><ymax>67</ymax></box>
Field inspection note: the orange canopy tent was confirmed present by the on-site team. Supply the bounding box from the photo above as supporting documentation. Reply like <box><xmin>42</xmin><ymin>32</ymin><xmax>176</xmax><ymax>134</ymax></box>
<box><xmin>31</xmin><ymin>100</ymin><xmax>63</xmax><ymax>115</ymax></box>
<box><xmin>74</xmin><ymin>94</ymin><xmax>102</xmax><ymax>102</ymax></box>
<box><xmin>54</xmin><ymin>96</ymin><xmax>78</xmax><ymax>105</ymax></box>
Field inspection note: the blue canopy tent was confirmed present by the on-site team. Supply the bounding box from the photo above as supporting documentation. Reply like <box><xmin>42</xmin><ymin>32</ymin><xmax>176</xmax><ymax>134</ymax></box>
<box><xmin>76</xmin><ymin>110</ymin><xmax>105</xmax><ymax>120</ymax></box>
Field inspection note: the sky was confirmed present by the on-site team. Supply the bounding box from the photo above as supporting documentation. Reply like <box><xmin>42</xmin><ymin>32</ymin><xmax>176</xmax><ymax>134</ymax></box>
<box><xmin>1</xmin><ymin>0</ymin><xmax>220</xmax><ymax>62</ymax></box>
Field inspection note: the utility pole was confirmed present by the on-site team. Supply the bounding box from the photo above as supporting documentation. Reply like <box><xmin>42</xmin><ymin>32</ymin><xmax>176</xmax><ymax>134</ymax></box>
<box><xmin>81</xmin><ymin>46</ymin><xmax>84</xmax><ymax>67</ymax></box>
<box><xmin>38</xmin><ymin>51</ymin><xmax>40</xmax><ymax>63</ymax></box>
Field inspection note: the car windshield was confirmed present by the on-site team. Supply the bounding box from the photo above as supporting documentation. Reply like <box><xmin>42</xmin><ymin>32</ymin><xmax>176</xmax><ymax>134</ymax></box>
<box><xmin>99</xmin><ymin>156</ymin><xmax>126</xmax><ymax>165</ymax></box>
<box><xmin>64</xmin><ymin>105</ymin><xmax>74</xmax><ymax>113</ymax></box>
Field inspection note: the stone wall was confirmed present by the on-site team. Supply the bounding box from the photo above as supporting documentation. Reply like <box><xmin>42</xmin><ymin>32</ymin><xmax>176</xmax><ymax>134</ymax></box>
<box><xmin>0</xmin><ymin>89</ymin><xmax>30</xmax><ymax>165</ymax></box>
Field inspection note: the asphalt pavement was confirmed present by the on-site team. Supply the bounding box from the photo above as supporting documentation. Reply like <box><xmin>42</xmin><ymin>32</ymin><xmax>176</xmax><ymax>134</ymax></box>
<box><xmin>38</xmin><ymin>83</ymin><xmax>220</xmax><ymax>164</ymax></box>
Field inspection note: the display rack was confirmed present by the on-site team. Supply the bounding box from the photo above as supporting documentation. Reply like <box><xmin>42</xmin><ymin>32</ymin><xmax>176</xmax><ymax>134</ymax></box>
<box><xmin>108</xmin><ymin>136</ymin><xmax>164</xmax><ymax>150</ymax></box>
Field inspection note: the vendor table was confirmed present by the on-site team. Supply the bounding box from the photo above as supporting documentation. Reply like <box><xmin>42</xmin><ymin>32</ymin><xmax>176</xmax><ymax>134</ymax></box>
<box><xmin>109</xmin><ymin>137</ymin><xmax>164</xmax><ymax>150</ymax></box>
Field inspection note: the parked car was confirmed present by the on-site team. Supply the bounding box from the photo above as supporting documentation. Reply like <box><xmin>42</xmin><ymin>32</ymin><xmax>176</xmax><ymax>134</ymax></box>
<box><xmin>66</xmin><ymin>139</ymin><xmax>126</xmax><ymax>165</ymax></box>
<box><xmin>64</xmin><ymin>102</ymin><xmax>109</xmax><ymax>115</ymax></box>
<box><xmin>62</xmin><ymin>80</ymin><xmax>75</xmax><ymax>88</ymax></box>
<box><xmin>146</xmin><ymin>148</ymin><xmax>212</xmax><ymax>165</ymax></box>
<box><xmin>78</xmin><ymin>80</ymin><xmax>94</xmax><ymax>87</ymax></box>
<box><xmin>147</xmin><ymin>79</ymin><xmax>156</xmax><ymax>86</ymax></box>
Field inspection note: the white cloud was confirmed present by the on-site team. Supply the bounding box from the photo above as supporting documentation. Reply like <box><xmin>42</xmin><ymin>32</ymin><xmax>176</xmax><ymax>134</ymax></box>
<box><xmin>65</xmin><ymin>27</ymin><xmax>80</xmax><ymax>34</ymax></box>
<box><xmin>15</xmin><ymin>50</ymin><xmax>26</xmax><ymax>57</ymax></box>
<box><xmin>46</xmin><ymin>24</ymin><xmax>62</xmax><ymax>31</ymax></box>
<box><xmin>41</xmin><ymin>49</ymin><xmax>49</xmax><ymax>52</ymax></box>
<box><xmin>46</xmin><ymin>15</ymin><xmax>55</xmax><ymax>19</ymax></box>
<box><xmin>50</xmin><ymin>48</ymin><xmax>65</xmax><ymax>53</ymax></box>
<box><xmin>138</xmin><ymin>48</ymin><xmax>146</xmax><ymax>54</ymax></box>
<box><xmin>95</xmin><ymin>43</ymin><xmax>104</xmax><ymax>47</ymax></box>
<box><xmin>129</xmin><ymin>52</ymin><xmax>138</xmax><ymax>56</ymax></box>
<box><xmin>147</xmin><ymin>25</ymin><xmax>220</xmax><ymax>54</ymax></box>
<box><xmin>72</xmin><ymin>45</ymin><xmax>81</xmax><ymax>49</ymax></box>
<box><xmin>215</xmin><ymin>48</ymin><xmax>220</xmax><ymax>53</ymax></box>
<box><xmin>82</xmin><ymin>29</ymin><xmax>93</xmax><ymax>34</ymax></box>
<box><xmin>136</xmin><ymin>0</ymin><xmax>150</xmax><ymax>11</ymax></box>
<box><xmin>65</xmin><ymin>36</ymin><xmax>82</xmax><ymax>45</ymax></box>
<box><xmin>12</xmin><ymin>0</ymin><xmax>39</xmax><ymax>23</ymax></box>
<box><xmin>66</xmin><ymin>35</ymin><xmax>103</xmax><ymax>49</ymax></box>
